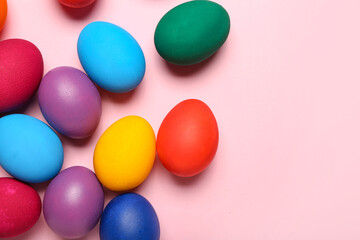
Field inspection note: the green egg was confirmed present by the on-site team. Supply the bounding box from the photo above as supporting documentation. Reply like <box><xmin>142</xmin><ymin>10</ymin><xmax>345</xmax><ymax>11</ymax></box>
<box><xmin>154</xmin><ymin>0</ymin><xmax>230</xmax><ymax>66</ymax></box>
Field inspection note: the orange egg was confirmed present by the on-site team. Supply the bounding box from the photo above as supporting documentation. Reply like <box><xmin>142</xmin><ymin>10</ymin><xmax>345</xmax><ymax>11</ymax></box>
<box><xmin>0</xmin><ymin>0</ymin><xmax>7</xmax><ymax>31</ymax></box>
<box><xmin>157</xmin><ymin>99</ymin><xmax>219</xmax><ymax>177</ymax></box>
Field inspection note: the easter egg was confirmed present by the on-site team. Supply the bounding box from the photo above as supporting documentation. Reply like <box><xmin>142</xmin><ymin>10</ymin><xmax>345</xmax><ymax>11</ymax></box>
<box><xmin>0</xmin><ymin>39</ymin><xmax>44</xmax><ymax>113</ymax></box>
<box><xmin>58</xmin><ymin>0</ymin><xmax>95</xmax><ymax>8</ymax></box>
<box><xmin>154</xmin><ymin>0</ymin><xmax>230</xmax><ymax>65</ymax></box>
<box><xmin>43</xmin><ymin>166</ymin><xmax>104</xmax><ymax>239</ymax></box>
<box><xmin>0</xmin><ymin>178</ymin><xmax>41</xmax><ymax>238</ymax></box>
<box><xmin>38</xmin><ymin>66</ymin><xmax>102</xmax><ymax>139</ymax></box>
<box><xmin>0</xmin><ymin>0</ymin><xmax>7</xmax><ymax>31</ymax></box>
<box><xmin>157</xmin><ymin>99</ymin><xmax>219</xmax><ymax>177</ymax></box>
<box><xmin>100</xmin><ymin>193</ymin><xmax>160</xmax><ymax>240</ymax></box>
<box><xmin>0</xmin><ymin>114</ymin><xmax>63</xmax><ymax>183</ymax></box>
<box><xmin>94</xmin><ymin>116</ymin><xmax>156</xmax><ymax>191</ymax></box>
<box><xmin>78</xmin><ymin>21</ymin><xmax>145</xmax><ymax>93</ymax></box>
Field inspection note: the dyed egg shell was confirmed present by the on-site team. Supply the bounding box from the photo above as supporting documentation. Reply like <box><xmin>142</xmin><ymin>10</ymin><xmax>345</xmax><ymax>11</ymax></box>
<box><xmin>38</xmin><ymin>66</ymin><xmax>102</xmax><ymax>139</ymax></box>
<box><xmin>157</xmin><ymin>99</ymin><xmax>219</xmax><ymax>177</ymax></box>
<box><xmin>58</xmin><ymin>0</ymin><xmax>95</xmax><ymax>8</ymax></box>
<box><xmin>0</xmin><ymin>39</ymin><xmax>44</xmax><ymax>113</ymax></box>
<box><xmin>0</xmin><ymin>178</ymin><xmax>41</xmax><ymax>238</ymax></box>
<box><xmin>154</xmin><ymin>0</ymin><xmax>230</xmax><ymax>65</ymax></box>
<box><xmin>43</xmin><ymin>166</ymin><xmax>104</xmax><ymax>239</ymax></box>
<box><xmin>0</xmin><ymin>0</ymin><xmax>7</xmax><ymax>31</ymax></box>
<box><xmin>0</xmin><ymin>114</ymin><xmax>63</xmax><ymax>183</ymax></box>
<box><xmin>100</xmin><ymin>193</ymin><xmax>160</xmax><ymax>240</ymax></box>
<box><xmin>94</xmin><ymin>116</ymin><xmax>156</xmax><ymax>191</ymax></box>
<box><xmin>78</xmin><ymin>21</ymin><xmax>146</xmax><ymax>93</ymax></box>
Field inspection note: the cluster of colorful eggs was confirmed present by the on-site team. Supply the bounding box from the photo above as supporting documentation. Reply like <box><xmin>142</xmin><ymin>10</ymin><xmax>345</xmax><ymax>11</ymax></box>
<box><xmin>0</xmin><ymin>0</ymin><xmax>230</xmax><ymax>239</ymax></box>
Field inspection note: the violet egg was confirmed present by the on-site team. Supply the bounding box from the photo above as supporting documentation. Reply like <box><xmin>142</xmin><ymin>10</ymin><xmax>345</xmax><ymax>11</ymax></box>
<box><xmin>43</xmin><ymin>166</ymin><xmax>104</xmax><ymax>239</ymax></box>
<box><xmin>38</xmin><ymin>66</ymin><xmax>101</xmax><ymax>139</ymax></box>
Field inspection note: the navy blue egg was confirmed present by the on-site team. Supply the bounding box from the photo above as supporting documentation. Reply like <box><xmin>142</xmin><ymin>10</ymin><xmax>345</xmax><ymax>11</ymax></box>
<box><xmin>77</xmin><ymin>21</ymin><xmax>146</xmax><ymax>93</ymax></box>
<box><xmin>100</xmin><ymin>193</ymin><xmax>160</xmax><ymax>240</ymax></box>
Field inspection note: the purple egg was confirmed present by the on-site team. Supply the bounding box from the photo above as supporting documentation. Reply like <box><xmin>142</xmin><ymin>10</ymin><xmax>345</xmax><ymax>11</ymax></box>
<box><xmin>38</xmin><ymin>66</ymin><xmax>101</xmax><ymax>139</ymax></box>
<box><xmin>43</xmin><ymin>166</ymin><xmax>104</xmax><ymax>239</ymax></box>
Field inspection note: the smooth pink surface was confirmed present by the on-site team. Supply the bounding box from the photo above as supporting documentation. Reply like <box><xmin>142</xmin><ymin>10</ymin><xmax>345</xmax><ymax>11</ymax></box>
<box><xmin>1</xmin><ymin>0</ymin><xmax>360</xmax><ymax>239</ymax></box>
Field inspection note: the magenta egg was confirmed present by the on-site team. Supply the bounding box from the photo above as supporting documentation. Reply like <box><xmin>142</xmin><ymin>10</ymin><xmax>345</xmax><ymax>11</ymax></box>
<box><xmin>0</xmin><ymin>178</ymin><xmax>41</xmax><ymax>238</ymax></box>
<box><xmin>43</xmin><ymin>166</ymin><xmax>104</xmax><ymax>239</ymax></box>
<box><xmin>0</xmin><ymin>39</ymin><xmax>43</xmax><ymax>113</ymax></box>
<box><xmin>38</xmin><ymin>66</ymin><xmax>101</xmax><ymax>139</ymax></box>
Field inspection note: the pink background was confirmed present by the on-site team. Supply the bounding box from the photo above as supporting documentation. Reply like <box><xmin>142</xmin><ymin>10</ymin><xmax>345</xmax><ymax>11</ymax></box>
<box><xmin>1</xmin><ymin>0</ymin><xmax>360</xmax><ymax>239</ymax></box>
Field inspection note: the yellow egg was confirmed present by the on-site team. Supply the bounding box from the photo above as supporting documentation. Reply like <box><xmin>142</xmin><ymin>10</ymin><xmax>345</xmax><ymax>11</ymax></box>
<box><xmin>94</xmin><ymin>116</ymin><xmax>156</xmax><ymax>191</ymax></box>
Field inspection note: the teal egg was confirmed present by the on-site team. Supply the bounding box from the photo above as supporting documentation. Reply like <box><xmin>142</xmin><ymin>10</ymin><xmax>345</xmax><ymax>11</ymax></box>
<box><xmin>77</xmin><ymin>21</ymin><xmax>146</xmax><ymax>93</ymax></box>
<box><xmin>0</xmin><ymin>114</ymin><xmax>64</xmax><ymax>183</ymax></box>
<box><xmin>154</xmin><ymin>0</ymin><xmax>230</xmax><ymax>66</ymax></box>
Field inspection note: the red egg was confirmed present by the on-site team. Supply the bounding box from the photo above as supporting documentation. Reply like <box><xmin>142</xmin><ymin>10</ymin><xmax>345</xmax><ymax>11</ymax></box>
<box><xmin>157</xmin><ymin>99</ymin><xmax>219</xmax><ymax>177</ymax></box>
<box><xmin>0</xmin><ymin>178</ymin><xmax>41</xmax><ymax>238</ymax></box>
<box><xmin>58</xmin><ymin>0</ymin><xmax>95</xmax><ymax>8</ymax></box>
<box><xmin>0</xmin><ymin>39</ymin><xmax>44</xmax><ymax>113</ymax></box>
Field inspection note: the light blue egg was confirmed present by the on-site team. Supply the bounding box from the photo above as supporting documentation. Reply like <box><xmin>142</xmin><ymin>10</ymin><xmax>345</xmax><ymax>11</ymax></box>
<box><xmin>0</xmin><ymin>114</ymin><xmax>64</xmax><ymax>183</ymax></box>
<box><xmin>77</xmin><ymin>21</ymin><xmax>146</xmax><ymax>93</ymax></box>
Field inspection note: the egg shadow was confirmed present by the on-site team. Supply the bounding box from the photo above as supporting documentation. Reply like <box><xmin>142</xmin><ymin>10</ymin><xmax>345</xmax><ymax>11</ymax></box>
<box><xmin>102</xmin><ymin>182</ymin><xmax>148</xmax><ymax>202</ymax></box>
<box><xmin>161</xmin><ymin>51</ymin><xmax>219</xmax><ymax>77</ymax></box>
<box><xmin>58</xmin><ymin>132</ymin><xmax>96</xmax><ymax>148</ymax></box>
<box><xmin>59</xmin><ymin>0</ymin><xmax>98</xmax><ymax>19</ymax></box>
<box><xmin>6</xmin><ymin>215</ymin><xmax>56</xmax><ymax>240</ymax></box>
<box><xmin>156</xmin><ymin>154</ymin><xmax>211</xmax><ymax>187</ymax></box>
<box><xmin>0</xmin><ymin>21</ymin><xmax>9</xmax><ymax>40</ymax></box>
<box><xmin>170</xmin><ymin>167</ymin><xmax>210</xmax><ymax>187</ymax></box>
<box><xmin>97</xmin><ymin>86</ymin><xmax>138</xmax><ymax>104</ymax></box>
<box><xmin>130</xmin><ymin>155</ymin><xmax>163</xmax><ymax>193</ymax></box>
<box><xmin>0</xmin><ymin>92</ymin><xmax>39</xmax><ymax>118</ymax></box>
<box><xmin>132</xmin><ymin>154</ymin><xmax>212</xmax><ymax>191</ymax></box>
<box><xmin>77</xmin><ymin>222</ymin><xmax>100</xmax><ymax>240</ymax></box>
<box><xmin>103</xmin><ymin>188</ymin><xmax>125</xmax><ymax>209</ymax></box>
<box><xmin>30</xmin><ymin>180</ymin><xmax>52</xmax><ymax>193</ymax></box>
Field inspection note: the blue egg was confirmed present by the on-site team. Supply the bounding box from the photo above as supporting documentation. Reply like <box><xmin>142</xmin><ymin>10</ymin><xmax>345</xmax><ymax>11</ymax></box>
<box><xmin>100</xmin><ymin>193</ymin><xmax>160</xmax><ymax>240</ymax></box>
<box><xmin>77</xmin><ymin>21</ymin><xmax>146</xmax><ymax>93</ymax></box>
<box><xmin>0</xmin><ymin>114</ymin><xmax>64</xmax><ymax>183</ymax></box>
